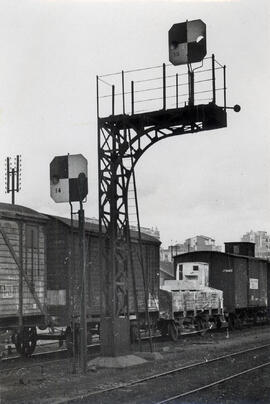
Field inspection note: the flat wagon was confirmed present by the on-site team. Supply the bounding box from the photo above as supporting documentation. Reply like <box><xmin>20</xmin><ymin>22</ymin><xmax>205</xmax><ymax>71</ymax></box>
<box><xmin>158</xmin><ymin>262</ymin><xmax>224</xmax><ymax>340</ymax></box>
<box><xmin>46</xmin><ymin>215</ymin><xmax>160</xmax><ymax>348</ymax></box>
<box><xmin>174</xmin><ymin>242</ymin><xmax>269</xmax><ymax>328</ymax></box>
<box><xmin>0</xmin><ymin>203</ymin><xmax>48</xmax><ymax>355</ymax></box>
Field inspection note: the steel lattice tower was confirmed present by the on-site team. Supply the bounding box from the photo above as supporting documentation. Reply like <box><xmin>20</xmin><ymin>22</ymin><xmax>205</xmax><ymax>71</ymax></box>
<box><xmin>97</xmin><ymin>55</ymin><xmax>233</xmax><ymax>356</ymax></box>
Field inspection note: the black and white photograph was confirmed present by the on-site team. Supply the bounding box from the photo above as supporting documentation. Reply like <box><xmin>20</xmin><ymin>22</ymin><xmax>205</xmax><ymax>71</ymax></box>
<box><xmin>0</xmin><ymin>0</ymin><xmax>269</xmax><ymax>402</ymax></box>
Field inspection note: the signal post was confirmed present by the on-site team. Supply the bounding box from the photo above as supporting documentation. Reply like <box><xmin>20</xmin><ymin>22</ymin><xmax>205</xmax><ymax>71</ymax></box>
<box><xmin>50</xmin><ymin>154</ymin><xmax>88</xmax><ymax>373</ymax></box>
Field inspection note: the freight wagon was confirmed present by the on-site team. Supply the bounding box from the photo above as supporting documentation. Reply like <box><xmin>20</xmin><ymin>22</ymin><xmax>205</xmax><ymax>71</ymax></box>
<box><xmin>0</xmin><ymin>203</ymin><xmax>48</xmax><ymax>356</ymax></box>
<box><xmin>46</xmin><ymin>215</ymin><xmax>160</xmax><ymax>349</ymax></box>
<box><xmin>173</xmin><ymin>242</ymin><xmax>270</xmax><ymax>328</ymax></box>
<box><xmin>0</xmin><ymin>203</ymin><xmax>160</xmax><ymax>356</ymax></box>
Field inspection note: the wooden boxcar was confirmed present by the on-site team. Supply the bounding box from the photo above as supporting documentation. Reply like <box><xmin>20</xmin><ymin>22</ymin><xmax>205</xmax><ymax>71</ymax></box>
<box><xmin>46</xmin><ymin>215</ymin><xmax>160</xmax><ymax>345</ymax></box>
<box><xmin>0</xmin><ymin>203</ymin><xmax>48</xmax><ymax>355</ymax></box>
<box><xmin>174</xmin><ymin>247</ymin><xmax>269</xmax><ymax>327</ymax></box>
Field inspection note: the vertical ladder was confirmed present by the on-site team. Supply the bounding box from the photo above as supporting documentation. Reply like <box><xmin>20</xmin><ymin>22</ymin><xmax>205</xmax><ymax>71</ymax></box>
<box><xmin>126</xmin><ymin>129</ymin><xmax>153</xmax><ymax>352</ymax></box>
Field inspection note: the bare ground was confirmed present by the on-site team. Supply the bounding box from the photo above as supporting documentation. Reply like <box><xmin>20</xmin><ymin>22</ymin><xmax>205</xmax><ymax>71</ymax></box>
<box><xmin>1</xmin><ymin>325</ymin><xmax>270</xmax><ymax>404</ymax></box>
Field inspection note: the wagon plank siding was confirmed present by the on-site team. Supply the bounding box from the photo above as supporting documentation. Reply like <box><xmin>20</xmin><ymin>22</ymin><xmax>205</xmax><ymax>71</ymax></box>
<box><xmin>0</xmin><ymin>221</ymin><xmax>20</xmax><ymax>316</ymax></box>
<box><xmin>234</xmin><ymin>257</ymin><xmax>248</xmax><ymax>309</ymax></box>
<box><xmin>0</xmin><ymin>203</ymin><xmax>48</xmax><ymax>329</ymax></box>
<box><xmin>46</xmin><ymin>216</ymin><xmax>160</xmax><ymax>327</ymax></box>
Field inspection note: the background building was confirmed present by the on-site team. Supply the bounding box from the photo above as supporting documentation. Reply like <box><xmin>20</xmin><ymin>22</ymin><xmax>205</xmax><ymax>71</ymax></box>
<box><xmin>160</xmin><ymin>235</ymin><xmax>221</xmax><ymax>263</ymax></box>
<box><xmin>160</xmin><ymin>247</ymin><xmax>171</xmax><ymax>262</ymax></box>
<box><xmin>241</xmin><ymin>230</ymin><xmax>270</xmax><ymax>260</ymax></box>
<box><xmin>184</xmin><ymin>235</ymin><xmax>221</xmax><ymax>253</ymax></box>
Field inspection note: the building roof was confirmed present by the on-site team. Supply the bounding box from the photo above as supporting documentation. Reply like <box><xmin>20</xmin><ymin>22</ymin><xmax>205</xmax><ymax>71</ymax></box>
<box><xmin>0</xmin><ymin>202</ymin><xmax>160</xmax><ymax>244</ymax></box>
<box><xmin>174</xmin><ymin>250</ymin><xmax>269</xmax><ymax>264</ymax></box>
<box><xmin>225</xmin><ymin>241</ymin><xmax>255</xmax><ymax>245</ymax></box>
<box><xmin>186</xmin><ymin>235</ymin><xmax>215</xmax><ymax>241</ymax></box>
<box><xmin>47</xmin><ymin>214</ymin><xmax>161</xmax><ymax>244</ymax></box>
<box><xmin>0</xmin><ymin>202</ymin><xmax>48</xmax><ymax>222</ymax></box>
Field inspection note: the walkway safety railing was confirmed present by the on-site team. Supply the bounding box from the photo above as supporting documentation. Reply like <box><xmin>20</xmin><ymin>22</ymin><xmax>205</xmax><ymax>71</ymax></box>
<box><xmin>97</xmin><ymin>54</ymin><xmax>226</xmax><ymax>118</ymax></box>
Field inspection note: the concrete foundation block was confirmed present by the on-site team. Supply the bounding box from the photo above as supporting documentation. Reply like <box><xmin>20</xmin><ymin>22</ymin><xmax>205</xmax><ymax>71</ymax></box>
<box><xmin>135</xmin><ymin>352</ymin><xmax>163</xmax><ymax>361</ymax></box>
<box><xmin>87</xmin><ymin>354</ymin><xmax>147</xmax><ymax>369</ymax></box>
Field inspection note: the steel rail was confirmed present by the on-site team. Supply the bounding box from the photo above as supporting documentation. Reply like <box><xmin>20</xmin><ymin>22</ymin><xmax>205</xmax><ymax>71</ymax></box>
<box><xmin>53</xmin><ymin>342</ymin><xmax>270</xmax><ymax>404</ymax></box>
<box><xmin>0</xmin><ymin>343</ymin><xmax>100</xmax><ymax>374</ymax></box>
<box><xmin>157</xmin><ymin>361</ymin><xmax>270</xmax><ymax>403</ymax></box>
<box><xmin>2</xmin><ymin>325</ymin><xmax>269</xmax><ymax>373</ymax></box>
<box><xmin>0</xmin><ymin>327</ymin><xmax>201</xmax><ymax>364</ymax></box>
<box><xmin>0</xmin><ymin>331</ymin><xmax>180</xmax><ymax>366</ymax></box>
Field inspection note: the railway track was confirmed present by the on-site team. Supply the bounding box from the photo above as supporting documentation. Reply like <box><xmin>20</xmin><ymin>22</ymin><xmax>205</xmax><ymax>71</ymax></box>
<box><xmin>0</xmin><ymin>328</ymin><xmax>217</xmax><ymax>374</ymax></box>
<box><xmin>0</xmin><ymin>323</ymin><xmax>268</xmax><ymax>373</ymax></box>
<box><xmin>157</xmin><ymin>360</ymin><xmax>270</xmax><ymax>403</ymax></box>
<box><xmin>55</xmin><ymin>342</ymin><xmax>270</xmax><ymax>403</ymax></box>
<box><xmin>0</xmin><ymin>342</ymin><xmax>100</xmax><ymax>374</ymax></box>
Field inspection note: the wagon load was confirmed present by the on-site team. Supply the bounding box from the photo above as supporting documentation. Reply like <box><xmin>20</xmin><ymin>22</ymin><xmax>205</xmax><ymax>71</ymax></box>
<box><xmin>159</xmin><ymin>283</ymin><xmax>223</xmax><ymax>317</ymax></box>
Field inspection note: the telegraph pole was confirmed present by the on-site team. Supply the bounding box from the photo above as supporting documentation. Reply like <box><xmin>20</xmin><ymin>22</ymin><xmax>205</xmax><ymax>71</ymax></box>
<box><xmin>5</xmin><ymin>155</ymin><xmax>21</xmax><ymax>204</ymax></box>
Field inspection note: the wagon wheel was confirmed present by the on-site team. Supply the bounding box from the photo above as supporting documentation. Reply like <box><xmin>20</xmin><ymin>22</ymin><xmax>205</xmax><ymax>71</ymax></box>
<box><xmin>196</xmin><ymin>318</ymin><xmax>208</xmax><ymax>335</ymax></box>
<box><xmin>215</xmin><ymin>316</ymin><xmax>222</xmax><ymax>330</ymax></box>
<box><xmin>168</xmin><ymin>322</ymin><xmax>178</xmax><ymax>342</ymax></box>
<box><xmin>195</xmin><ymin>318</ymin><xmax>203</xmax><ymax>331</ymax></box>
<box><xmin>159</xmin><ymin>323</ymin><xmax>168</xmax><ymax>338</ymax></box>
<box><xmin>130</xmin><ymin>324</ymin><xmax>140</xmax><ymax>343</ymax></box>
<box><xmin>13</xmin><ymin>327</ymin><xmax>37</xmax><ymax>357</ymax></box>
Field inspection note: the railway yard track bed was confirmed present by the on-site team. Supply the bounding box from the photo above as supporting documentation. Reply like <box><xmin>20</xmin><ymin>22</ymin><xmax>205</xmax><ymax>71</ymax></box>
<box><xmin>1</xmin><ymin>325</ymin><xmax>270</xmax><ymax>403</ymax></box>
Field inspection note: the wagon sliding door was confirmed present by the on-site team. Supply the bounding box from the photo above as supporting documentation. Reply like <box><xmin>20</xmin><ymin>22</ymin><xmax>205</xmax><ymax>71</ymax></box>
<box><xmin>24</xmin><ymin>224</ymin><xmax>45</xmax><ymax>317</ymax></box>
<box><xmin>0</xmin><ymin>221</ymin><xmax>46</xmax><ymax>327</ymax></box>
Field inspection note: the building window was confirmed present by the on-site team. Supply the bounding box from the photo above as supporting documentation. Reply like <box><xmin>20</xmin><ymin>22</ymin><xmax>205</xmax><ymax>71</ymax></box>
<box><xmin>193</xmin><ymin>265</ymin><xmax>199</xmax><ymax>271</ymax></box>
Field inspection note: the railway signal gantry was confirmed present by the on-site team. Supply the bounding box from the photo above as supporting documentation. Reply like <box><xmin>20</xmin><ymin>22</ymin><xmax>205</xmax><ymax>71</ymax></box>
<box><xmin>97</xmin><ymin>19</ymin><xmax>240</xmax><ymax>356</ymax></box>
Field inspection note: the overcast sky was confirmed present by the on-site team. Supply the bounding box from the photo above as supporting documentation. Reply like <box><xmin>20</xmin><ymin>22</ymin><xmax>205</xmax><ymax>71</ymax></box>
<box><xmin>0</xmin><ymin>0</ymin><xmax>269</xmax><ymax>248</ymax></box>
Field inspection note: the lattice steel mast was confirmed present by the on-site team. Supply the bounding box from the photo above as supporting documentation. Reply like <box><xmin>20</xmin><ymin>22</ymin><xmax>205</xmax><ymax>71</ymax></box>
<box><xmin>97</xmin><ymin>20</ymin><xmax>239</xmax><ymax>356</ymax></box>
